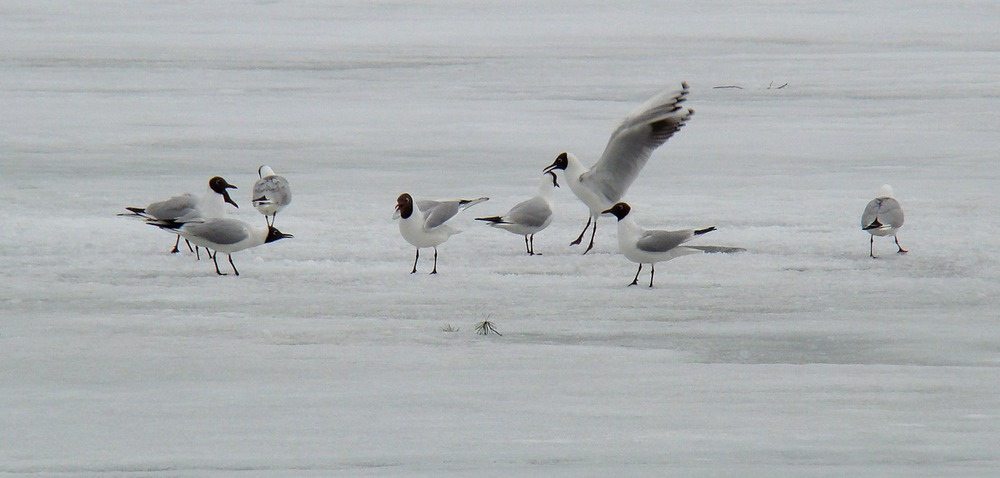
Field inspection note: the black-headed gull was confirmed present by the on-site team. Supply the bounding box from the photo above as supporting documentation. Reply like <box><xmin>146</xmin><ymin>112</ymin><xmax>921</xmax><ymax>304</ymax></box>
<box><xmin>862</xmin><ymin>184</ymin><xmax>906</xmax><ymax>258</ymax></box>
<box><xmin>602</xmin><ymin>202</ymin><xmax>715</xmax><ymax>288</ymax></box>
<box><xmin>475</xmin><ymin>172</ymin><xmax>558</xmax><ymax>255</ymax></box>
<box><xmin>122</xmin><ymin>176</ymin><xmax>239</xmax><ymax>254</ymax></box>
<box><xmin>544</xmin><ymin>83</ymin><xmax>693</xmax><ymax>254</ymax></box>
<box><xmin>149</xmin><ymin>217</ymin><xmax>292</xmax><ymax>276</ymax></box>
<box><xmin>393</xmin><ymin>193</ymin><xmax>488</xmax><ymax>274</ymax></box>
<box><xmin>252</xmin><ymin>165</ymin><xmax>291</xmax><ymax>227</ymax></box>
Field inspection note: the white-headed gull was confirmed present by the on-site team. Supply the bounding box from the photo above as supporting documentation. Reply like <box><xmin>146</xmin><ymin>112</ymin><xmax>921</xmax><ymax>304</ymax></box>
<box><xmin>602</xmin><ymin>202</ymin><xmax>715</xmax><ymax>287</ymax></box>
<box><xmin>393</xmin><ymin>193</ymin><xmax>488</xmax><ymax>274</ymax></box>
<box><xmin>149</xmin><ymin>218</ymin><xmax>292</xmax><ymax>276</ymax></box>
<box><xmin>475</xmin><ymin>172</ymin><xmax>558</xmax><ymax>255</ymax></box>
<box><xmin>862</xmin><ymin>184</ymin><xmax>906</xmax><ymax>258</ymax></box>
<box><xmin>252</xmin><ymin>165</ymin><xmax>291</xmax><ymax>227</ymax></box>
<box><xmin>122</xmin><ymin>176</ymin><xmax>239</xmax><ymax>254</ymax></box>
<box><xmin>544</xmin><ymin>83</ymin><xmax>694</xmax><ymax>254</ymax></box>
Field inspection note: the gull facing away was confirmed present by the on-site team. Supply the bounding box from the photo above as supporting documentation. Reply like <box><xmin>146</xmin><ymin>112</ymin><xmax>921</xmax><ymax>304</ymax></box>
<box><xmin>252</xmin><ymin>165</ymin><xmax>291</xmax><ymax>227</ymax></box>
<box><xmin>121</xmin><ymin>176</ymin><xmax>239</xmax><ymax>254</ymax></box>
<box><xmin>862</xmin><ymin>184</ymin><xmax>906</xmax><ymax>258</ymax></box>
<box><xmin>544</xmin><ymin>83</ymin><xmax>694</xmax><ymax>254</ymax></box>
<box><xmin>393</xmin><ymin>193</ymin><xmax>488</xmax><ymax>274</ymax></box>
<box><xmin>148</xmin><ymin>218</ymin><xmax>292</xmax><ymax>276</ymax></box>
<box><xmin>602</xmin><ymin>202</ymin><xmax>715</xmax><ymax>288</ymax></box>
<box><xmin>475</xmin><ymin>171</ymin><xmax>559</xmax><ymax>255</ymax></box>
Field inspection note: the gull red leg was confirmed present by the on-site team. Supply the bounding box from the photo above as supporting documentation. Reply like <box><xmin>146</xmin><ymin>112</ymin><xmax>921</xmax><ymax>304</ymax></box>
<box><xmin>583</xmin><ymin>220</ymin><xmax>597</xmax><ymax>255</ymax></box>
<box><xmin>629</xmin><ymin>264</ymin><xmax>642</xmax><ymax>286</ymax></box>
<box><xmin>570</xmin><ymin>216</ymin><xmax>592</xmax><ymax>246</ymax></box>
<box><xmin>228</xmin><ymin>254</ymin><xmax>240</xmax><ymax>276</ymax></box>
<box><xmin>170</xmin><ymin>234</ymin><xmax>181</xmax><ymax>254</ymax></box>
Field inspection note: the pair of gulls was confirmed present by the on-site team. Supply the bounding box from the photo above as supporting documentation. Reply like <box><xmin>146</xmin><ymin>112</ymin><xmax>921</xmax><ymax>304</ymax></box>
<box><xmin>123</xmin><ymin>166</ymin><xmax>293</xmax><ymax>276</ymax></box>
<box><xmin>395</xmin><ymin>83</ymin><xmax>717</xmax><ymax>286</ymax></box>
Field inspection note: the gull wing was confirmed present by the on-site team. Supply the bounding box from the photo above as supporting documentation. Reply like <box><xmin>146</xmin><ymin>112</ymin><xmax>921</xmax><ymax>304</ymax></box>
<box><xmin>419</xmin><ymin>197</ymin><xmax>488</xmax><ymax>230</ymax></box>
<box><xmin>580</xmin><ymin>83</ymin><xmax>693</xmax><ymax>203</ymax></box>
<box><xmin>504</xmin><ymin>196</ymin><xmax>552</xmax><ymax>228</ymax></box>
<box><xmin>145</xmin><ymin>193</ymin><xmax>198</xmax><ymax>220</ymax></box>
<box><xmin>861</xmin><ymin>197</ymin><xmax>904</xmax><ymax>229</ymax></box>
<box><xmin>418</xmin><ymin>200</ymin><xmax>460</xmax><ymax>230</ymax></box>
<box><xmin>181</xmin><ymin>219</ymin><xmax>250</xmax><ymax>246</ymax></box>
<box><xmin>635</xmin><ymin>229</ymin><xmax>695</xmax><ymax>253</ymax></box>
<box><xmin>252</xmin><ymin>175</ymin><xmax>291</xmax><ymax>206</ymax></box>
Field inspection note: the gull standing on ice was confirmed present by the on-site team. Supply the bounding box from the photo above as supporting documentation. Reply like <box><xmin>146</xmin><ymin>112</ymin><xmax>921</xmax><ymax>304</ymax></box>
<box><xmin>602</xmin><ymin>202</ymin><xmax>715</xmax><ymax>287</ymax></box>
<box><xmin>149</xmin><ymin>218</ymin><xmax>292</xmax><ymax>276</ymax></box>
<box><xmin>121</xmin><ymin>176</ymin><xmax>239</xmax><ymax>254</ymax></box>
<box><xmin>543</xmin><ymin>83</ymin><xmax>694</xmax><ymax>254</ymax></box>
<box><xmin>475</xmin><ymin>171</ymin><xmax>558</xmax><ymax>255</ymax></box>
<box><xmin>393</xmin><ymin>193</ymin><xmax>488</xmax><ymax>274</ymax></box>
<box><xmin>861</xmin><ymin>184</ymin><xmax>906</xmax><ymax>258</ymax></box>
<box><xmin>252</xmin><ymin>165</ymin><xmax>291</xmax><ymax>227</ymax></box>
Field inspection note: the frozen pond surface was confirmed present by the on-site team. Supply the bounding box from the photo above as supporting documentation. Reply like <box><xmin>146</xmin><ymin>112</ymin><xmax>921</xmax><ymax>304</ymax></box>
<box><xmin>2</xmin><ymin>1</ymin><xmax>999</xmax><ymax>475</ymax></box>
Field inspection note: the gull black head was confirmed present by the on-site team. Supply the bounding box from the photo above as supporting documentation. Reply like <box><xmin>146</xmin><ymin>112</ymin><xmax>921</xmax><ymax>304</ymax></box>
<box><xmin>543</xmin><ymin>152</ymin><xmax>569</xmax><ymax>174</ymax></box>
<box><xmin>546</xmin><ymin>170</ymin><xmax>560</xmax><ymax>188</ymax></box>
<box><xmin>601</xmin><ymin>202</ymin><xmax>631</xmax><ymax>221</ymax></box>
<box><xmin>209</xmin><ymin>176</ymin><xmax>239</xmax><ymax>208</ymax></box>
<box><xmin>395</xmin><ymin>193</ymin><xmax>414</xmax><ymax>219</ymax></box>
<box><xmin>265</xmin><ymin>225</ymin><xmax>293</xmax><ymax>244</ymax></box>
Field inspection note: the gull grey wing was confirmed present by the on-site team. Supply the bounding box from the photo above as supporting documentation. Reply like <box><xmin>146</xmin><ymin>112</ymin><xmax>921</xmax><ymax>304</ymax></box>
<box><xmin>253</xmin><ymin>176</ymin><xmax>291</xmax><ymax>206</ymax></box>
<box><xmin>581</xmin><ymin>84</ymin><xmax>693</xmax><ymax>203</ymax></box>
<box><xmin>862</xmin><ymin>197</ymin><xmax>904</xmax><ymax>229</ymax></box>
<box><xmin>421</xmin><ymin>201</ymin><xmax>461</xmax><ymax>230</ymax></box>
<box><xmin>505</xmin><ymin>196</ymin><xmax>552</xmax><ymax>228</ymax></box>
<box><xmin>415</xmin><ymin>199</ymin><xmax>440</xmax><ymax>213</ymax></box>
<box><xmin>635</xmin><ymin>229</ymin><xmax>695</xmax><ymax>253</ymax></box>
<box><xmin>145</xmin><ymin>194</ymin><xmax>198</xmax><ymax>220</ymax></box>
<box><xmin>183</xmin><ymin>219</ymin><xmax>249</xmax><ymax>245</ymax></box>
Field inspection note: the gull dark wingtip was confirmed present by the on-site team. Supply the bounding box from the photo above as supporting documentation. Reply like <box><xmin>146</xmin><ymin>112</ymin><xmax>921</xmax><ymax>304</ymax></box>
<box><xmin>694</xmin><ymin>226</ymin><xmax>716</xmax><ymax>235</ymax></box>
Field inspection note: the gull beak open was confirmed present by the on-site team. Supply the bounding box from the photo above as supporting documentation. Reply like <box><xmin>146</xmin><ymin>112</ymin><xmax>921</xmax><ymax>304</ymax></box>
<box><xmin>542</xmin><ymin>162</ymin><xmax>557</xmax><ymax>174</ymax></box>
<box><xmin>222</xmin><ymin>190</ymin><xmax>239</xmax><ymax>208</ymax></box>
<box><xmin>392</xmin><ymin>204</ymin><xmax>401</xmax><ymax>220</ymax></box>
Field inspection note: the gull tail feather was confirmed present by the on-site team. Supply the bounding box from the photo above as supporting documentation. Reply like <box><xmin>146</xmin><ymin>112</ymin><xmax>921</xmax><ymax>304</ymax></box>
<box><xmin>458</xmin><ymin>197</ymin><xmax>489</xmax><ymax>211</ymax></box>
<box><xmin>687</xmin><ymin>245</ymin><xmax>747</xmax><ymax>254</ymax></box>
<box><xmin>475</xmin><ymin>216</ymin><xmax>506</xmax><ymax>224</ymax></box>
<box><xmin>118</xmin><ymin>207</ymin><xmax>151</xmax><ymax>219</ymax></box>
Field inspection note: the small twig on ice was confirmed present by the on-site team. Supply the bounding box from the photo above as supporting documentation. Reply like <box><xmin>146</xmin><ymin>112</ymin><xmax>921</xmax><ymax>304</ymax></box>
<box><xmin>713</xmin><ymin>85</ymin><xmax>744</xmax><ymax>89</ymax></box>
<box><xmin>476</xmin><ymin>317</ymin><xmax>501</xmax><ymax>336</ymax></box>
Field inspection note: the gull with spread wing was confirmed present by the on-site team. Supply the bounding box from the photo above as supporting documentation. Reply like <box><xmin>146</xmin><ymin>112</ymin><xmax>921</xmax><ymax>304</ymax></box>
<box><xmin>544</xmin><ymin>83</ymin><xmax>694</xmax><ymax>254</ymax></box>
